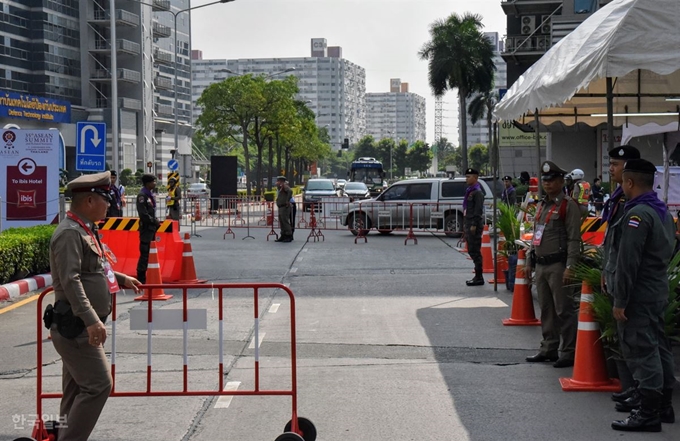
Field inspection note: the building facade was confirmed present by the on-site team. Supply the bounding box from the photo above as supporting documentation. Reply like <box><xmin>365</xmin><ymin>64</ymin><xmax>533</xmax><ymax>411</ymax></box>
<box><xmin>365</xmin><ymin>79</ymin><xmax>426</xmax><ymax>145</ymax></box>
<box><xmin>192</xmin><ymin>38</ymin><xmax>366</xmax><ymax>150</ymax></box>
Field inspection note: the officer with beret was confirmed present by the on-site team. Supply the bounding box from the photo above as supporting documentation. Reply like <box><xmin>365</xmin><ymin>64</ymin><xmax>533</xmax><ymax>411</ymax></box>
<box><xmin>525</xmin><ymin>161</ymin><xmax>581</xmax><ymax>368</ymax></box>
<box><xmin>106</xmin><ymin>170</ymin><xmax>124</xmax><ymax>218</ymax></box>
<box><xmin>136</xmin><ymin>174</ymin><xmax>160</xmax><ymax>282</ymax></box>
<box><xmin>464</xmin><ymin>168</ymin><xmax>485</xmax><ymax>286</ymax></box>
<box><xmin>166</xmin><ymin>177</ymin><xmax>181</xmax><ymax>222</ymax></box>
<box><xmin>275</xmin><ymin>176</ymin><xmax>293</xmax><ymax>242</ymax></box>
<box><xmin>609</xmin><ymin>159</ymin><xmax>676</xmax><ymax>432</ymax></box>
<box><xmin>501</xmin><ymin>175</ymin><xmax>516</xmax><ymax>206</ymax></box>
<box><xmin>50</xmin><ymin>171</ymin><xmax>141</xmax><ymax>440</ymax></box>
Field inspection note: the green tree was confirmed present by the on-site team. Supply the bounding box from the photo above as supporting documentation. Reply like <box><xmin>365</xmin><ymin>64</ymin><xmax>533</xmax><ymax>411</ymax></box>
<box><xmin>393</xmin><ymin>139</ymin><xmax>409</xmax><ymax>178</ymax></box>
<box><xmin>406</xmin><ymin>141</ymin><xmax>433</xmax><ymax>174</ymax></box>
<box><xmin>352</xmin><ymin>135</ymin><xmax>378</xmax><ymax>160</ymax></box>
<box><xmin>468</xmin><ymin>143</ymin><xmax>489</xmax><ymax>173</ymax></box>
<box><xmin>432</xmin><ymin>137</ymin><xmax>455</xmax><ymax>169</ymax></box>
<box><xmin>119</xmin><ymin>168</ymin><xmax>134</xmax><ymax>186</ymax></box>
<box><xmin>419</xmin><ymin>12</ymin><xmax>496</xmax><ymax>171</ymax></box>
<box><xmin>442</xmin><ymin>147</ymin><xmax>463</xmax><ymax>171</ymax></box>
<box><xmin>468</xmin><ymin>89</ymin><xmax>499</xmax><ymax>176</ymax></box>
<box><xmin>376</xmin><ymin>138</ymin><xmax>396</xmax><ymax>174</ymax></box>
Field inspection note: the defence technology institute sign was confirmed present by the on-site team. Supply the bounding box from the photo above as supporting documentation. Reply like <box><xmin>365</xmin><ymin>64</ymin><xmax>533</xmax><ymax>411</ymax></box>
<box><xmin>0</xmin><ymin>90</ymin><xmax>71</xmax><ymax>124</ymax></box>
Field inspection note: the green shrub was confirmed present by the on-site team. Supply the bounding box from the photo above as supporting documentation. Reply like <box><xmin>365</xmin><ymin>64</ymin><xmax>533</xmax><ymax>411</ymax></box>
<box><xmin>0</xmin><ymin>225</ymin><xmax>56</xmax><ymax>284</ymax></box>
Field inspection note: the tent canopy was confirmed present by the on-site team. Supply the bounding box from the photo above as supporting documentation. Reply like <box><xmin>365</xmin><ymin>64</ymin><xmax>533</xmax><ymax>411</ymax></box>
<box><xmin>494</xmin><ymin>0</ymin><xmax>680</xmax><ymax>127</ymax></box>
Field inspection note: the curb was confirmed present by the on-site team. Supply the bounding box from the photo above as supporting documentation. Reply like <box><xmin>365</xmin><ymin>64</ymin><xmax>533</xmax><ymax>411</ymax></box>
<box><xmin>0</xmin><ymin>274</ymin><xmax>52</xmax><ymax>302</ymax></box>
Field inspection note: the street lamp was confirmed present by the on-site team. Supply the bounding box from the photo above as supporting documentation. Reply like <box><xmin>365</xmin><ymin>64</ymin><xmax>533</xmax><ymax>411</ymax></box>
<box><xmin>386</xmin><ymin>130</ymin><xmax>395</xmax><ymax>180</ymax></box>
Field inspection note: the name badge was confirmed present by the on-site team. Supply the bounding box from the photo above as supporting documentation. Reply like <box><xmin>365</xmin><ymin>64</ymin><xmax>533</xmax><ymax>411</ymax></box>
<box><xmin>533</xmin><ymin>224</ymin><xmax>545</xmax><ymax>246</ymax></box>
<box><xmin>104</xmin><ymin>261</ymin><xmax>120</xmax><ymax>293</ymax></box>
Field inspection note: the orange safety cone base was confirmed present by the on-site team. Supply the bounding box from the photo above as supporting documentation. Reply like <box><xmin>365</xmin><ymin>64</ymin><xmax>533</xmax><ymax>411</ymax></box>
<box><xmin>135</xmin><ymin>241</ymin><xmax>172</xmax><ymax>301</ymax></box>
<box><xmin>502</xmin><ymin>317</ymin><xmax>541</xmax><ymax>326</ymax></box>
<box><xmin>559</xmin><ymin>377</ymin><xmax>620</xmax><ymax>392</ymax></box>
<box><xmin>134</xmin><ymin>289</ymin><xmax>173</xmax><ymax>301</ymax></box>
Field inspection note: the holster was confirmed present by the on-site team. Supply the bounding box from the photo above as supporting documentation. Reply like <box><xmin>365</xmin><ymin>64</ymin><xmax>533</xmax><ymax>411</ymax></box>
<box><xmin>51</xmin><ymin>300</ymin><xmax>86</xmax><ymax>339</ymax></box>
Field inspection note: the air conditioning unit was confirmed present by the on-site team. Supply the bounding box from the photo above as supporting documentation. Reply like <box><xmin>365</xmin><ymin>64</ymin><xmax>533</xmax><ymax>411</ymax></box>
<box><xmin>540</xmin><ymin>16</ymin><xmax>552</xmax><ymax>34</ymax></box>
<box><xmin>504</xmin><ymin>37</ymin><xmax>514</xmax><ymax>52</ymax></box>
<box><xmin>521</xmin><ymin>16</ymin><xmax>536</xmax><ymax>35</ymax></box>
<box><xmin>537</xmin><ymin>36</ymin><xmax>548</xmax><ymax>50</ymax></box>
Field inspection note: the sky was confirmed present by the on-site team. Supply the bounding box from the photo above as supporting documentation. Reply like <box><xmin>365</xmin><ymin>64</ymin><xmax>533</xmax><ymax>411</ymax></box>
<box><xmin>190</xmin><ymin>0</ymin><xmax>507</xmax><ymax>145</ymax></box>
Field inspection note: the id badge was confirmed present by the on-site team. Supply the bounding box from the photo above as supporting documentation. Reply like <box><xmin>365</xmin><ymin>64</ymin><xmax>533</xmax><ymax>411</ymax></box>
<box><xmin>532</xmin><ymin>224</ymin><xmax>545</xmax><ymax>246</ymax></box>
<box><xmin>104</xmin><ymin>261</ymin><xmax>120</xmax><ymax>293</ymax></box>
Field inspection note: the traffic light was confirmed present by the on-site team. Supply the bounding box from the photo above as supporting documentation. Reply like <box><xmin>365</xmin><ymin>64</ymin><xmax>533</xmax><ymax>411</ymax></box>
<box><xmin>342</xmin><ymin>138</ymin><xmax>349</xmax><ymax>150</ymax></box>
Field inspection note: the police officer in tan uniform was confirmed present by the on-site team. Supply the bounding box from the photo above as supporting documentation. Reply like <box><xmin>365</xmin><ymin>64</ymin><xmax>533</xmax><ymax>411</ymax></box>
<box><xmin>525</xmin><ymin>161</ymin><xmax>581</xmax><ymax>368</ymax></box>
<box><xmin>49</xmin><ymin>171</ymin><xmax>141</xmax><ymax>440</ymax></box>
<box><xmin>275</xmin><ymin>176</ymin><xmax>293</xmax><ymax>242</ymax></box>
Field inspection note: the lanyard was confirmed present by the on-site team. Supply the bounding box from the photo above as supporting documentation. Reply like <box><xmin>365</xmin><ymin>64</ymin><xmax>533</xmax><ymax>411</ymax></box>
<box><xmin>535</xmin><ymin>201</ymin><xmax>558</xmax><ymax>226</ymax></box>
<box><xmin>67</xmin><ymin>211</ymin><xmax>103</xmax><ymax>258</ymax></box>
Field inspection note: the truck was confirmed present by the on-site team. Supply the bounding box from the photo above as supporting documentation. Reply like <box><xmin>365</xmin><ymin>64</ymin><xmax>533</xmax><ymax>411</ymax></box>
<box><xmin>348</xmin><ymin>157</ymin><xmax>385</xmax><ymax>197</ymax></box>
<box><xmin>339</xmin><ymin>177</ymin><xmax>495</xmax><ymax>236</ymax></box>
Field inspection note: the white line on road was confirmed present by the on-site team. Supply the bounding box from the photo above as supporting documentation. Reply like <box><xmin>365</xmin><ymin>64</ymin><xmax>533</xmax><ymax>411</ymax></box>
<box><xmin>283</xmin><ymin>283</ymin><xmax>290</xmax><ymax>287</ymax></box>
<box><xmin>248</xmin><ymin>332</ymin><xmax>266</xmax><ymax>349</ymax></box>
<box><xmin>269</xmin><ymin>303</ymin><xmax>280</xmax><ymax>313</ymax></box>
<box><xmin>290</xmin><ymin>267</ymin><xmax>298</xmax><ymax>273</ymax></box>
<box><xmin>302</xmin><ymin>248</ymin><xmax>309</xmax><ymax>252</ymax></box>
<box><xmin>214</xmin><ymin>381</ymin><xmax>242</xmax><ymax>408</ymax></box>
<box><xmin>297</xmin><ymin>256</ymin><xmax>304</xmax><ymax>262</ymax></box>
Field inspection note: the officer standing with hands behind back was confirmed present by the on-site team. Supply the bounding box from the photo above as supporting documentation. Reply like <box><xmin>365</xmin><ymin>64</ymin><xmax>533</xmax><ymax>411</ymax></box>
<box><xmin>48</xmin><ymin>171</ymin><xmax>141</xmax><ymax>440</ymax></box>
<box><xmin>136</xmin><ymin>174</ymin><xmax>160</xmax><ymax>283</ymax></box>
<box><xmin>464</xmin><ymin>168</ymin><xmax>485</xmax><ymax>286</ymax></box>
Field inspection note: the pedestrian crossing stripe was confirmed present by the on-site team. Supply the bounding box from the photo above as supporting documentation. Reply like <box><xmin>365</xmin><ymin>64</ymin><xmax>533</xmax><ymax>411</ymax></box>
<box><xmin>97</xmin><ymin>218</ymin><xmax>174</xmax><ymax>232</ymax></box>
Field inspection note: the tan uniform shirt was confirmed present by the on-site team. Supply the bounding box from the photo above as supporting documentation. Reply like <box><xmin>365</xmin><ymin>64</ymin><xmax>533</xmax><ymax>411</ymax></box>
<box><xmin>50</xmin><ymin>213</ymin><xmax>128</xmax><ymax>326</ymax></box>
<box><xmin>532</xmin><ymin>193</ymin><xmax>582</xmax><ymax>267</ymax></box>
<box><xmin>276</xmin><ymin>184</ymin><xmax>291</xmax><ymax>207</ymax></box>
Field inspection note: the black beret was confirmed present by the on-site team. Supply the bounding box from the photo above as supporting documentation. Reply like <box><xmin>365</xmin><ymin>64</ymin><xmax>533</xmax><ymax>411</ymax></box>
<box><xmin>465</xmin><ymin>168</ymin><xmax>479</xmax><ymax>176</ymax></box>
<box><xmin>623</xmin><ymin>158</ymin><xmax>657</xmax><ymax>175</ymax></box>
<box><xmin>142</xmin><ymin>174</ymin><xmax>157</xmax><ymax>184</ymax></box>
<box><xmin>502</xmin><ymin>175</ymin><xmax>513</xmax><ymax>181</ymax></box>
<box><xmin>609</xmin><ymin>145</ymin><xmax>640</xmax><ymax>160</ymax></box>
<box><xmin>110</xmin><ymin>170</ymin><xmax>117</xmax><ymax>177</ymax></box>
<box><xmin>541</xmin><ymin>160</ymin><xmax>568</xmax><ymax>180</ymax></box>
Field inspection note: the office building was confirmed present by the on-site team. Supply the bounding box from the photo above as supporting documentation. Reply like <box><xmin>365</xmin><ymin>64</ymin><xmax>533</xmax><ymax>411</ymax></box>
<box><xmin>192</xmin><ymin>38</ymin><xmax>366</xmax><ymax>150</ymax></box>
<box><xmin>365</xmin><ymin>79</ymin><xmax>426</xmax><ymax>145</ymax></box>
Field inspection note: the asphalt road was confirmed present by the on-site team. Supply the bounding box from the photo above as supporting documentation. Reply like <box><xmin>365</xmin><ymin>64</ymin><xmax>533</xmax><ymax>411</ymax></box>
<box><xmin>0</xmin><ymin>226</ymin><xmax>678</xmax><ymax>441</ymax></box>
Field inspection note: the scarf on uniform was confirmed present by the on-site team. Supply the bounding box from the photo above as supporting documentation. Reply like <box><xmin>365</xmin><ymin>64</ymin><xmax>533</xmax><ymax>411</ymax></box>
<box><xmin>463</xmin><ymin>182</ymin><xmax>481</xmax><ymax>211</ymax></box>
<box><xmin>625</xmin><ymin>191</ymin><xmax>668</xmax><ymax>221</ymax></box>
<box><xmin>142</xmin><ymin>186</ymin><xmax>156</xmax><ymax>208</ymax></box>
<box><xmin>601</xmin><ymin>185</ymin><xmax>623</xmax><ymax>222</ymax></box>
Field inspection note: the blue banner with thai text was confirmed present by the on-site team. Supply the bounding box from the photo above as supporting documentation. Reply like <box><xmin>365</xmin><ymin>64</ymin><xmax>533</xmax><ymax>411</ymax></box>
<box><xmin>0</xmin><ymin>90</ymin><xmax>71</xmax><ymax>124</ymax></box>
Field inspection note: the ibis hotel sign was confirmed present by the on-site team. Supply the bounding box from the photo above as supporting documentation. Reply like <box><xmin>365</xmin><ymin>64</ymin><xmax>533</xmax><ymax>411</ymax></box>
<box><xmin>0</xmin><ymin>90</ymin><xmax>71</xmax><ymax>124</ymax></box>
<box><xmin>0</xmin><ymin>129</ymin><xmax>60</xmax><ymax>231</ymax></box>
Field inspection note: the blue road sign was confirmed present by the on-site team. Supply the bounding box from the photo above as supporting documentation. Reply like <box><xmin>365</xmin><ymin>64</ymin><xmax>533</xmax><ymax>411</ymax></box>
<box><xmin>168</xmin><ymin>159</ymin><xmax>179</xmax><ymax>171</ymax></box>
<box><xmin>76</xmin><ymin>121</ymin><xmax>106</xmax><ymax>172</ymax></box>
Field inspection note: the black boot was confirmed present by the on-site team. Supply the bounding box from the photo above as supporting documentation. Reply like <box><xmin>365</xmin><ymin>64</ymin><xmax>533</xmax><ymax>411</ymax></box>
<box><xmin>615</xmin><ymin>388</ymin><xmax>641</xmax><ymax>412</ymax></box>
<box><xmin>612</xmin><ymin>389</ymin><xmax>662</xmax><ymax>432</ymax></box>
<box><xmin>612</xmin><ymin>383</ymin><xmax>638</xmax><ymax>403</ymax></box>
<box><xmin>661</xmin><ymin>388</ymin><xmax>675</xmax><ymax>424</ymax></box>
<box><xmin>466</xmin><ymin>270</ymin><xmax>485</xmax><ymax>286</ymax></box>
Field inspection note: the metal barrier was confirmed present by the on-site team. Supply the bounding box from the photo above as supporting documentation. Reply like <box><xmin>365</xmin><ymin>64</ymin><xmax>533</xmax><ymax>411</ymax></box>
<box><xmin>29</xmin><ymin>285</ymin><xmax>316</xmax><ymax>441</ymax></box>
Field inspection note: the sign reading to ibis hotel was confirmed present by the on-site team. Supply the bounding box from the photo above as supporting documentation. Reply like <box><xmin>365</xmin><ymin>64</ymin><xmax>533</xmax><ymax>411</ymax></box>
<box><xmin>0</xmin><ymin>90</ymin><xmax>71</xmax><ymax>124</ymax></box>
<box><xmin>0</xmin><ymin>129</ymin><xmax>60</xmax><ymax>231</ymax></box>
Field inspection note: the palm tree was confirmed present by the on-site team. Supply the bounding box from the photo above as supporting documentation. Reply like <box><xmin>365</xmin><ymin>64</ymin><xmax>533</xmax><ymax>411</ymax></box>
<box><xmin>468</xmin><ymin>89</ymin><xmax>499</xmax><ymax>177</ymax></box>
<box><xmin>419</xmin><ymin>12</ymin><xmax>496</xmax><ymax>171</ymax></box>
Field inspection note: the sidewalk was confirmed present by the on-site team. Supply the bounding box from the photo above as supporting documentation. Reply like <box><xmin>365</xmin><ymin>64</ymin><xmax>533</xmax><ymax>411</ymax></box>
<box><xmin>0</xmin><ymin>274</ymin><xmax>52</xmax><ymax>302</ymax></box>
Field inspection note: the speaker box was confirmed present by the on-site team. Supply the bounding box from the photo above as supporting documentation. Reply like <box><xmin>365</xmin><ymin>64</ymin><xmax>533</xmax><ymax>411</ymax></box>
<box><xmin>210</xmin><ymin>156</ymin><xmax>238</xmax><ymax>211</ymax></box>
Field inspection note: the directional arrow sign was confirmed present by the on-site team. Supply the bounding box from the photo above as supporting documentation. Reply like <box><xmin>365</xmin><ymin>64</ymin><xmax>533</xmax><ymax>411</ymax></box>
<box><xmin>18</xmin><ymin>158</ymin><xmax>37</xmax><ymax>176</ymax></box>
<box><xmin>76</xmin><ymin>121</ymin><xmax>106</xmax><ymax>172</ymax></box>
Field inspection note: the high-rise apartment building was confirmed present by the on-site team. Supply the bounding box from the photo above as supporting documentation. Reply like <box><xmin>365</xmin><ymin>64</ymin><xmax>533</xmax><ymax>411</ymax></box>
<box><xmin>192</xmin><ymin>38</ymin><xmax>366</xmax><ymax>150</ymax></box>
<box><xmin>365</xmin><ymin>79</ymin><xmax>426</xmax><ymax>145</ymax></box>
<box><xmin>0</xmin><ymin>0</ymin><xmax>192</xmax><ymax>178</ymax></box>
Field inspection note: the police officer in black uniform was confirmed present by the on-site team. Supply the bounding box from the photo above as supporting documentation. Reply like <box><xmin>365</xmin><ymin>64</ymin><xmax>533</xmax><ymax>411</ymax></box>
<box><xmin>610</xmin><ymin>159</ymin><xmax>676</xmax><ymax>432</ymax></box>
<box><xmin>136</xmin><ymin>174</ymin><xmax>160</xmax><ymax>283</ymax></box>
<box><xmin>464</xmin><ymin>168</ymin><xmax>485</xmax><ymax>286</ymax></box>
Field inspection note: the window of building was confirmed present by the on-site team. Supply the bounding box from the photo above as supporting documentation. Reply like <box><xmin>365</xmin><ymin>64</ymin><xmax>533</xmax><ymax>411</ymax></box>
<box><xmin>574</xmin><ymin>0</ymin><xmax>597</xmax><ymax>14</ymax></box>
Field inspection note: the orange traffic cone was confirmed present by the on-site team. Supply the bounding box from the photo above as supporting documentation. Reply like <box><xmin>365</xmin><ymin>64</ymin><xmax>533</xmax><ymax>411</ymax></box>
<box><xmin>135</xmin><ymin>241</ymin><xmax>172</xmax><ymax>301</ymax></box>
<box><xmin>488</xmin><ymin>234</ymin><xmax>508</xmax><ymax>284</ymax></box>
<box><xmin>481</xmin><ymin>225</ymin><xmax>494</xmax><ymax>274</ymax></box>
<box><xmin>172</xmin><ymin>233</ymin><xmax>207</xmax><ymax>284</ymax></box>
<box><xmin>502</xmin><ymin>248</ymin><xmax>540</xmax><ymax>326</ymax></box>
<box><xmin>559</xmin><ymin>282</ymin><xmax>621</xmax><ymax>392</ymax></box>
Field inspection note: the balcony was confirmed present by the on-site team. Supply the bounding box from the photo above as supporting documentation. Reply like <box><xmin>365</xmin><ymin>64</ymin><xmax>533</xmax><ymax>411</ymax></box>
<box><xmin>154</xmin><ymin>75</ymin><xmax>173</xmax><ymax>90</ymax></box>
<box><xmin>155</xmin><ymin>103</ymin><xmax>174</xmax><ymax>117</ymax></box>
<box><xmin>119</xmin><ymin>97</ymin><xmax>142</xmax><ymax>111</ymax></box>
<box><xmin>90</xmin><ymin>8</ymin><xmax>139</xmax><ymax>27</ymax></box>
<box><xmin>118</xmin><ymin>68</ymin><xmax>141</xmax><ymax>83</ymax></box>
<box><xmin>117</xmin><ymin>39</ymin><xmax>140</xmax><ymax>55</ymax></box>
<box><xmin>501</xmin><ymin>0</ymin><xmax>562</xmax><ymax>16</ymax></box>
<box><xmin>152</xmin><ymin>21</ymin><xmax>172</xmax><ymax>38</ymax></box>
<box><xmin>153</xmin><ymin>49</ymin><xmax>173</xmax><ymax>65</ymax></box>
<box><xmin>152</xmin><ymin>0</ymin><xmax>171</xmax><ymax>11</ymax></box>
<box><xmin>502</xmin><ymin>35</ymin><xmax>551</xmax><ymax>61</ymax></box>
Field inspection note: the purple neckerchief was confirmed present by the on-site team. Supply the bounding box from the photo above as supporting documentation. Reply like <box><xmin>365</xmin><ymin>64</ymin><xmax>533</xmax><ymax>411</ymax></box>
<box><xmin>142</xmin><ymin>187</ymin><xmax>156</xmax><ymax>208</ymax></box>
<box><xmin>602</xmin><ymin>186</ymin><xmax>623</xmax><ymax>222</ymax></box>
<box><xmin>463</xmin><ymin>182</ymin><xmax>481</xmax><ymax>211</ymax></box>
<box><xmin>625</xmin><ymin>191</ymin><xmax>668</xmax><ymax>221</ymax></box>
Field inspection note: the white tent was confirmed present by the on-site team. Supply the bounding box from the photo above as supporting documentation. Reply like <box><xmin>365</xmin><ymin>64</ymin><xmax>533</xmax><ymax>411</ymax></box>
<box><xmin>495</xmin><ymin>0</ymin><xmax>680</xmax><ymax>127</ymax></box>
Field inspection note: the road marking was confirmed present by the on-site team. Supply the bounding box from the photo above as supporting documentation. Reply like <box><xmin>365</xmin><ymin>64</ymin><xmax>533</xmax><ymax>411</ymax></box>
<box><xmin>297</xmin><ymin>256</ymin><xmax>304</xmax><ymax>262</ymax></box>
<box><xmin>249</xmin><ymin>332</ymin><xmax>265</xmax><ymax>349</ymax></box>
<box><xmin>290</xmin><ymin>267</ymin><xmax>298</xmax><ymax>273</ymax></box>
<box><xmin>214</xmin><ymin>381</ymin><xmax>242</xmax><ymax>408</ymax></box>
<box><xmin>269</xmin><ymin>303</ymin><xmax>280</xmax><ymax>313</ymax></box>
<box><xmin>302</xmin><ymin>248</ymin><xmax>308</xmax><ymax>252</ymax></box>
<box><xmin>0</xmin><ymin>292</ymin><xmax>42</xmax><ymax>315</ymax></box>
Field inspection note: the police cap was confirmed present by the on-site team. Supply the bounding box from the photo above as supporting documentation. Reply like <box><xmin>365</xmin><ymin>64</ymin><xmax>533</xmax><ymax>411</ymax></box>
<box><xmin>609</xmin><ymin>145</ymin><xmax>640</xmax><ymax>161</ymax></box>
<box><xmin>276</xmin><ymin>176</ymin><xmax>287</xmax><ymax>182</ymax></box>
<box><xmin>623</xmin><ymin>158</ymin><xmax>656</xmax><ymax>175</ymax></box>
<box><xmin>541</xmin><ymin>161</ymin><xmax>568</xmax><ymax>180</ymax></box>
<box><xmin>142</xmin><ymin>174</ymin><xmax>157</xmax><ymax>184</ymax></box>
<box><xmin>464</xmin><ymin>168</ymin><xmax>480</xmax><ymax>176</ymax></box>
<box><xmin>67</xmin><ymin>171</ymin><xmax>111</xmax><ymax>193</ymax></box>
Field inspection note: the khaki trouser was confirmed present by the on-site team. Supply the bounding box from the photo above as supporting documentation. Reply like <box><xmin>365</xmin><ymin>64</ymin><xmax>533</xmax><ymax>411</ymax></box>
<box><xmin>278</xmin><ymin>204</ymin><xmax>292</xmax><ymax>237</ymax></box>
<box><xmin>535</xmin><ymin>261</ymin><xmax>579</xmax><ymax>359</ymax></box>
<box><xmin>50</xmin><ymin>329</ymin><xmax>112</xmax><ymax>441</ymax></box>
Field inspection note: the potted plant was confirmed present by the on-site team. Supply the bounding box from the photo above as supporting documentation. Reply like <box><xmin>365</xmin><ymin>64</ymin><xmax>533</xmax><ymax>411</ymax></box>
<box><xmin>496</xmin><ymin>203</ymin><xmax>522</xmax><ymax>291</ymax></box>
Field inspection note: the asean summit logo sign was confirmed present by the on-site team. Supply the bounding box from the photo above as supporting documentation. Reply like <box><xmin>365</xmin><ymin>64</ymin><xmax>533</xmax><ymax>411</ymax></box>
<box><xmin>2</xmin><ymin>130</ymin><xmax>18</xmax><ymax>155</ymax></box>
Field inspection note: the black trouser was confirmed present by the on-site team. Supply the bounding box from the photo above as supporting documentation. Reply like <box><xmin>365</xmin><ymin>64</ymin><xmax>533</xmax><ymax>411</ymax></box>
<box><xmin>290</xmin><ymin>202</ymin><xmax>297</xmax><ymax>234</ymax></box>
<box><xmin>465</xmin><ymin>223</ymin><xmax>483</xmax><ymax>274</ymax></box>
<box><xmin>136</xmin><ymin>228</ymin><xmax>155</xmax><ymax>283</ymax></box>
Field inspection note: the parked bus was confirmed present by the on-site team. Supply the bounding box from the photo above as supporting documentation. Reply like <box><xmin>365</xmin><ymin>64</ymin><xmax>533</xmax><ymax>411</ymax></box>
<box><xmin>348</xmin><ymin>157</ymin><xmax>385</xmax><ymax>197</ymax></box>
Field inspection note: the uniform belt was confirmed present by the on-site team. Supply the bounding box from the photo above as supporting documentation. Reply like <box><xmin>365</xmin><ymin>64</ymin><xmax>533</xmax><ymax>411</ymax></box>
<box><xmin>535</xmin><ymin>252</ymin><xmax>567</xmax><ymax>265</ymax></box>
<box><xmin>277</xmin><ymin>203</ymin><xmax>288</xmax><ymax>207</ymax></box>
